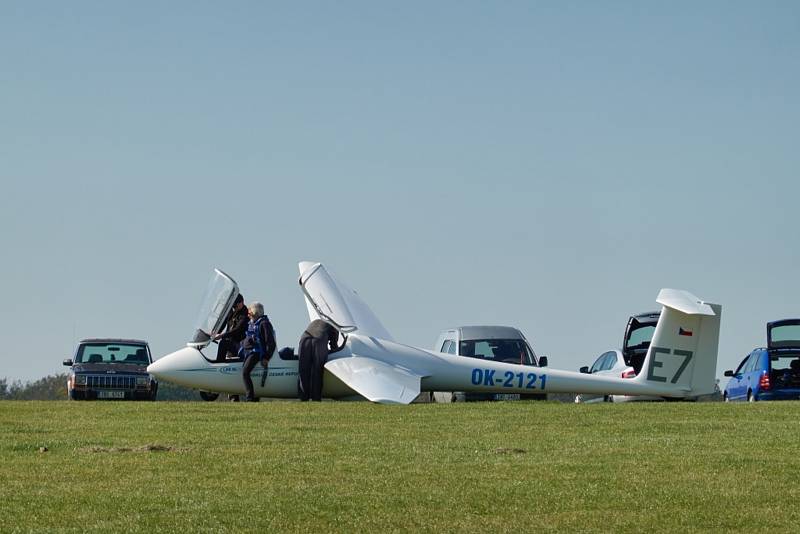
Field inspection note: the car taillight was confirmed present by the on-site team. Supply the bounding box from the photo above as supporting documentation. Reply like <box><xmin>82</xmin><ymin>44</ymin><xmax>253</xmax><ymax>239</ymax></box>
<box><xmin>621</xmin><ymin>369</ymin><xmax>636</xmax><ymax>379</ymax></box>
<box><xmin>759</xmin><ymin>371</ymin><xmax>770</xmax><ymax>390</ymax></box>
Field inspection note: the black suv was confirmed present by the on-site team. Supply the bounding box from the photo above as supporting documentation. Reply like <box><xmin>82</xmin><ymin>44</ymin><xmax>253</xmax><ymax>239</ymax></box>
<box><xmin>63</xmin><ymin>339</ymin><xmax>158</xmax><ymax>400</ymax></box>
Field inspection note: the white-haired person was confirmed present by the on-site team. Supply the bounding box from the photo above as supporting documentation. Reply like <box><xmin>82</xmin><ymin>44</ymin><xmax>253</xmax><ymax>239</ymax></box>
<box><xmin>238</xmin><ymin>301</ymin><xmax>276</xmax><ymax>402</ymax></box>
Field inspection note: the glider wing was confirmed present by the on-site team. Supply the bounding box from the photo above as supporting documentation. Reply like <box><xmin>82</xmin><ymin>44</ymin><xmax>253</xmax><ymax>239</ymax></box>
<box><xmin>325</xmin><ymin>356</ymin><xmax>421</xmax><ymax>404</ymax></box>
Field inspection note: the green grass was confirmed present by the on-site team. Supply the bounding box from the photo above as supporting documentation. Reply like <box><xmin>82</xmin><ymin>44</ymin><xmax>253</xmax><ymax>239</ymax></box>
<box><xmin>1</xmin><ymin>400</ymin><xmax>799</xmax><ymax>533</ymax></box>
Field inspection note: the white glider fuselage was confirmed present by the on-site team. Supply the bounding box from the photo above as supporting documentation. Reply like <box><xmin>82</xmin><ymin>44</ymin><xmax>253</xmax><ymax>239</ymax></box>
<box><xmin>150</xmin><ymin>327</ymin><xmax>717</xmax><ymax>403</ymax></box>
<box><xmin>149</xmin><ymin>336</ymin><xmax>677</xmax><ymax>401</ymax></box>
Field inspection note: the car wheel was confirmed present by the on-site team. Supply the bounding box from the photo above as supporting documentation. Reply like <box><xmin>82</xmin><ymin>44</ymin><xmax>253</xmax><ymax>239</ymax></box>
<box><xmin>747</xmin><ymin>390</ymin><xmax>757</xmax><ymax>403</ymax></box>
<box><xmin>723</xmin><ymin>393</ymin><xmax>729</xmax><ymax>402</ymax></box>
<box><xmin>199</xmin><ymin>391</ymin><xmax>220</xmax><ymax>402</ymax></box>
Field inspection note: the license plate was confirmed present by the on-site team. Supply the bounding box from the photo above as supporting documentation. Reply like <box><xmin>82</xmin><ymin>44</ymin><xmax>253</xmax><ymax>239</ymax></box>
<box><xmin>98</xmin><ymin>390</ymin><xmax>125</xmax><ymax>399</ymax></box>
<box><xmin>493</xmin><ymin>393</ymin><xmax>520</xmax><ymax>401</ymax></box>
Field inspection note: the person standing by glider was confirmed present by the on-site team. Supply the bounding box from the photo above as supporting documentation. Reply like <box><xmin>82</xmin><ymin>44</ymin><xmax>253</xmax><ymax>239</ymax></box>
<box><xmin>239</xmin><ymin>302</ymin><xmax>276</xmax><ymax>402</ymax></box>
<box><xmin>298</xmin><ymin>319</ymin><xmax>344</xmax><ymax>402</ymax></box>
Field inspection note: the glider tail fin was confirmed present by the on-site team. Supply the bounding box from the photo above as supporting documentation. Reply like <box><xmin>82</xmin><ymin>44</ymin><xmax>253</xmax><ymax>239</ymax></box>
<box><xmin>634</xmin><ymin>289</ymin><xmax>722</xmax><ymax>397</ymax></box>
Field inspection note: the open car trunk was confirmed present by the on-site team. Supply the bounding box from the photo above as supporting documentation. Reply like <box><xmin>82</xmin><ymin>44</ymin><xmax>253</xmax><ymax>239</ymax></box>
<box><xmin>768</xmin><ymin>319</ymin><xmax>800</xmax><ymax>350</ymax></box>
<box><xmin>622</xmin><ymin>312</ymin><xmax>660</xmax><ymax>375</ymax></box>
<box><xmin>768</xmin><ymin>352</ymin><xmax>800</xmax><ymax>390</ymax></box>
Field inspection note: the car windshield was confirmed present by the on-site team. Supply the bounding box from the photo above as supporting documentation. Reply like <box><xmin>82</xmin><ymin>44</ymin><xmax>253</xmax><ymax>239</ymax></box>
<box><xmin>458</xmin><ymin>339</ymin><xmax>536</xmax><ymax>365</ymax></box>
<box><xmin>76</xmin><ymin>343</ymin><xmax>150</xmax><ymax>365</ymax></box>
<box><xmin>191</xmin><ymin>269</ymin><xmax>238</xmax><ymax>343</ymax></box>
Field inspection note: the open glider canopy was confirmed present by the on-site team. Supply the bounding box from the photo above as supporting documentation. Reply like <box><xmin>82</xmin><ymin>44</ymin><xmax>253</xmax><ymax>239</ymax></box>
<box><xmin>190</xmin><ymin>269</ymin><xmax>239</xmax><ymax>345</ymax></box>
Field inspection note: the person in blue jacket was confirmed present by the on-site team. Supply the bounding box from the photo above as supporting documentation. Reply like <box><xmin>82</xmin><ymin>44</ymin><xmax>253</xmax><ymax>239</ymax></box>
<box><xmin>239</xmin><ymin>302</ymin><xmax>276</xmax><ymax>402</ymax></box>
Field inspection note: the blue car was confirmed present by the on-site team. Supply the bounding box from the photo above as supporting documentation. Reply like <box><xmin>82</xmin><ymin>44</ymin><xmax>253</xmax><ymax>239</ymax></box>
<box><xmin>724</xmin><ymin>319</ymin><xmax>800</xmax><ymax>402</ymax></box>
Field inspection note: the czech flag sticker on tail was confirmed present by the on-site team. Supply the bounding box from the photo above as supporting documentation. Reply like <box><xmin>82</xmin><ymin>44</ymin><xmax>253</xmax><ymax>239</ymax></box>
<box><xmin>679</xmin><ymin>327</ymin><xmax>693</xmax><ymax>337</ymax></box>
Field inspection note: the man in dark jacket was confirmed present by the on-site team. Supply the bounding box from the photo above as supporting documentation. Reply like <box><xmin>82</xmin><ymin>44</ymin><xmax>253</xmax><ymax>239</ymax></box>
<box><xmin>298</xmin><ymin>319</ymin><xmax>344</xmax><ymax>402</ymax></box>
<box><xmin>240</xmin><ymin>301</ymin><xmax>276</xmax><ymax>402</ymax></box>
<box><xmin>214</xmin><ymin>294</ymin><xmax>249</xmax><ymax>362</ymax></box>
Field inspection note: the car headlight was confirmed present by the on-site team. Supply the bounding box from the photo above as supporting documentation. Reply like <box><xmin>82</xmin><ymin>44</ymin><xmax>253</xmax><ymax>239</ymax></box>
<box><xmin>74</xmin><ymin>375</ymin><xmax>87</xmax><ymax>386</ymax></box>
<box><xmin>136</xmin><ymin>376</ymin><xmax>150</xmax><ymax>386</ymax></box>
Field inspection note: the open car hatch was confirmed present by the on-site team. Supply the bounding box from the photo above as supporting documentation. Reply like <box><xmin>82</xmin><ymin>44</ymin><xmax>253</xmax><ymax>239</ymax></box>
<box><xmin>768</xmin><ymin>319</ymin><xmax>800</xmax><ymax>350</ymax></box>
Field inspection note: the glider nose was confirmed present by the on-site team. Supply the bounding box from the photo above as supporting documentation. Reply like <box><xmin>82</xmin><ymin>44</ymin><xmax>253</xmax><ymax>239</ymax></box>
<box><xmin>148</xmin><ymin>346</ymin><xmax>207</xmax><ymax>384</ymax></box>
<box><xmin>146</xmin><ymin>356</ymin><xmax>169</xmax><ymax>377</ymax></box>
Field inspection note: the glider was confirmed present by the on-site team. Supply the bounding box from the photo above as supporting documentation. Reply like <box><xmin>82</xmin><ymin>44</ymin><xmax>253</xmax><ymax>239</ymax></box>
<box><xmin>148</xmin><ymin>262</ymin><xmax>722</xmax><ymax>404</ymax></box>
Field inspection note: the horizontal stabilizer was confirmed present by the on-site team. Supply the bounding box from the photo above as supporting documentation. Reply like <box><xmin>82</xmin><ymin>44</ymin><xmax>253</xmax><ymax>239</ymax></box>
<box><xmin>325</xmin><ymin>357</ymin><xmax>421</xmax><ymax>405</ymax></box>
<box><xmin>656</xmin><ymin>289</ymin><xmax>716</xmax><ymax>316</ymax></box>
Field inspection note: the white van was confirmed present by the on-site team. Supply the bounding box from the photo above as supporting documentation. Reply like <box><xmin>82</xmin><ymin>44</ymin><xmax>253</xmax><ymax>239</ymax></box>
<box><xmin>431</xmin><ymin>326</ymin><xmax>547</xmax><ymax>402</ymax></box>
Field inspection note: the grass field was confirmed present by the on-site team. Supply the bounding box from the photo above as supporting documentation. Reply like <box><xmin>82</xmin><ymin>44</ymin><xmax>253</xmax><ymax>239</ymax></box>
<box><xmin>1</xmin><ymin>400</ymin><xmax>799</xmax><ymax>533</ymax></box>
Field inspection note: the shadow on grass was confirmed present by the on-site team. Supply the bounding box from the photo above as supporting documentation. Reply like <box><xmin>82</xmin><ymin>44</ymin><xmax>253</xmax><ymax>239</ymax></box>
<box><xmin>78</xmin><ymin>444</ymin><xmax>188</xmax><ymax>453</ymax></box>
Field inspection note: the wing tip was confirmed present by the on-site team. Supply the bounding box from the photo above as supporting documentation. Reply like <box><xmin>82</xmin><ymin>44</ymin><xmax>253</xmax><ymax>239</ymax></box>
<box><xmin>298</xmin><ymin>261</ymin><xmax>318</xmax><ymax>278</ymax></box>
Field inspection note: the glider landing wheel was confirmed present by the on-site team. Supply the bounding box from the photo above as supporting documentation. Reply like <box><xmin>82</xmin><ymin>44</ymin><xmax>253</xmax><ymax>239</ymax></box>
<box><xmin>199</xmin><ymin>391</ymin><xmax>220</xmax><ymax>402</ymax></box>
<box><xmin>723</xmin><ymin>393</ymin><xmax>729</xmax><ymax>402</ymax></box>
<box><xmin>747</xmin><ymin>390</ymin><xmax>757</xmax><ymax>403</ymax></box>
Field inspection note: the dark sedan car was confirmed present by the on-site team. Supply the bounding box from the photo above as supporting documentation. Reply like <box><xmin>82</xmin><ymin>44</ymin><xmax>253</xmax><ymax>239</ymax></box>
<box><xmin>63</xmin><ymin>338</ymin><xmax>158</xmax><ymax>400</ymax></box>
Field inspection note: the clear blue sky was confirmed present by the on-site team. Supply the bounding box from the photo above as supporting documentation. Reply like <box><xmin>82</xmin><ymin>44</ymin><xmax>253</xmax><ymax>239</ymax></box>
<box><xmin>1</xmin><ymin>1</ymin><xmax>798</xmax><ymax>383</ymax></box>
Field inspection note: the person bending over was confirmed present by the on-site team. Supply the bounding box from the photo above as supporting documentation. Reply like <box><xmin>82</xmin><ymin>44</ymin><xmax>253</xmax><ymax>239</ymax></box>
<box><xmin>298</xmin><ymin>319</ymin><xmax>344</xmax><ymax>402</ymax></box>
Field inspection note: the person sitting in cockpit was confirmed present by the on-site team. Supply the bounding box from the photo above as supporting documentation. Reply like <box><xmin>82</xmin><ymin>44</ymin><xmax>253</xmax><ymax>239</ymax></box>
<box><xmin>213</xmin><ymin>294</ymin><xmax>248</xmax><ymax>362</ymax></box>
